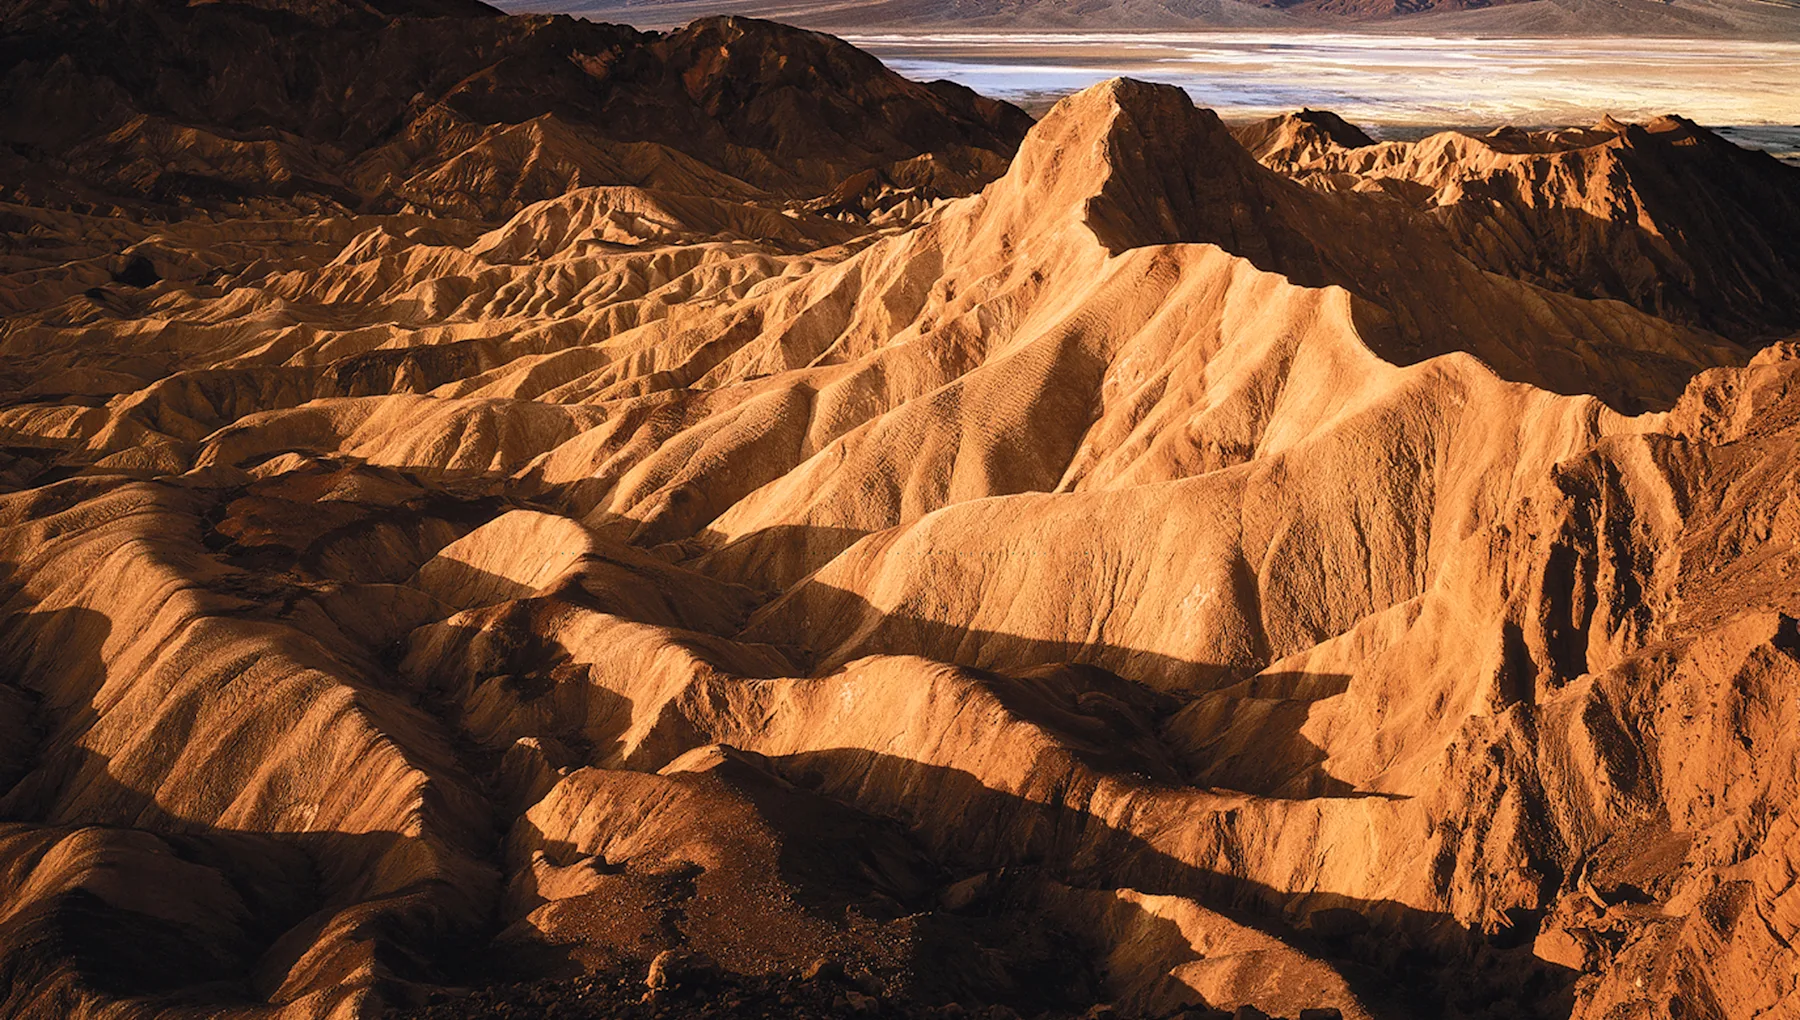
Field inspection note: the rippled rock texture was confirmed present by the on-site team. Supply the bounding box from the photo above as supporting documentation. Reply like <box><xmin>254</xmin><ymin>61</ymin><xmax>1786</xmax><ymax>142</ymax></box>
<box><xmin>3</xmin><ymin>4</ymin><xmax>1800</xmax><ymax>1019</ymax></box>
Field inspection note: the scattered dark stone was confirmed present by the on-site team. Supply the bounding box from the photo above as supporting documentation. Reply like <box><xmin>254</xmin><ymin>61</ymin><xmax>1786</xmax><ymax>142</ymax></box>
<box><xmin>1298</xmin><ymin>1011</ymin><xmax>1343</xmax><ymax>1020</ymax></box>
<box><xmin>803</xmin><ymin>957</ymin><xmax>846</xmax><ymax>984</ymax></box>
<box><xmin>1230</xmin><ymin>1008</ymin><xmax>1271</xmax><ymax>1020</ymax></box>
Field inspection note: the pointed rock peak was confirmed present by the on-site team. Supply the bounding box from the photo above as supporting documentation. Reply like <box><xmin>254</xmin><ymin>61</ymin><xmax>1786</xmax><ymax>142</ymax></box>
<box><xmin>1023</xmin><ymin>78</ymin><xmax>1238</xmax><ymax>163</ymax></box>
<box><xmin>1643</xmin><ymin>113</ymin><xmax>1722</xmax><ymax>149</ymax></box>
<box><xmin>1596</xmin><ymin>113</ymin><xmax>1633</xmax><ymax>135</ymax></box>
<box><xmin>1593</xmin><ymin>113</ymin><xmax>1723</xmax><ymax>154</ymax></box>
<box><xmin>1233</xmin><ymin>107</ymin><xmax>1375</xmax><ymax>165</ymax></box>
<box><xmin>668</xmin><ymin>13</ymin><xmax>809</xmax><ymax>44</ymax></box>
<box><xmin>988</xmin><ymin>78</ymin><xmax>1277</xmax><ymax>254</ymax></box>
<box><xmin>1290</xmin><ymin>108</ymin><xmax>1376</xmax><ymax>149</ymax></box>
<box><xmin>659</xmin><ymin>16</ymin><xmax>879</xmax><ymax>85</ymax></box>
<box><xmin>1645</xmin><ymin>113</ymin><xmax>1698</xmax><ymax>132</ymax></box>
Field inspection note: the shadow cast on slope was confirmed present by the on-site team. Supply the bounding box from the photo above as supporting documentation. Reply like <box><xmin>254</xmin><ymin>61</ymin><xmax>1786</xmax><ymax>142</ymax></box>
<box><xmin>0</xmin><ymin>604</ymin><xmax>509</xmax><ymax>1015</ymax></box>
<box><xmin>367</xmin><ymin>544</ymin><xmax>1375</xmax><ymax>1010</ymax></box>
<box><xmin>1069</xmin><ymin>80</ymin><xmax>1751</xmax><ymax>414</ymax></box>
<box><xmin>0</xmin><ymin>515</ymin><xmax>1569</xmax><ymax>1017</ymax></box>
<box><xmin>0</xmin><ymin>609</ymin><xmax>323</xmax><ymax>1003</ymax></box>
<box><xmin>0</xmin><ymin>595</ymin><xmax>1120</xmax><ymax>1014</ymax></box>
<box><xmin>760</xmin><ymin>748</ymin><xmax>1578</xmax><ymax>1020</ymax></box>
<box><xmin>504</xmin><ymin>748</ymin><xmax>1122</xmax><ymax>1014</ymax></box>
<box><xmin>733</xmin><ymin>563</ymin><xmax>1379</xmax><ymax>801</ymax></box>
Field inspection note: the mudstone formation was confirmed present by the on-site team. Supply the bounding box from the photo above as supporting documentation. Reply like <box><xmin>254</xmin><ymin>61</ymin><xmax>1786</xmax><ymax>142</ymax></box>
<box><xmin>2</xmin><ymin>2</ymin><xmax>1800</xmax><ymax>1019</ymax></box>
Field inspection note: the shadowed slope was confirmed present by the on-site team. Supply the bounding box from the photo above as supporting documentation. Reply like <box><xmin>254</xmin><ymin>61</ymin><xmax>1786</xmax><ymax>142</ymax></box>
<box><xmin>1248</xmin><ymin>109</ymin><xmax>1800</xmax><ymax>342</ymax></box>
<box><xmin>0</xmin><ymin>63</ymin><xmax>1798</xmax><ymax>1020</ymax></box>
<box><xmin>0</xmin><ymin>3</ymin><xmax>1030</xmax><ymax>216</ymax></box>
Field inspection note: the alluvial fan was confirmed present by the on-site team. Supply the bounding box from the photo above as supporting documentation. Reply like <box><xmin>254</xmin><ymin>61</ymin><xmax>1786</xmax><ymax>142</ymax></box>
<box><xmin>2</xmin><ymin>3</ymin><xmax>1800</xmax><ymax>1019</ymax></box>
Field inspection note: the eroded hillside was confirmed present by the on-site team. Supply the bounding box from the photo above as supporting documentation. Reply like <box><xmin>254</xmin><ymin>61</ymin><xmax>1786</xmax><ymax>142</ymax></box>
<box><xmin>2</xmin><ymin>5</ymin><xmax>1800</xmax><ymax>1020</ymax></box>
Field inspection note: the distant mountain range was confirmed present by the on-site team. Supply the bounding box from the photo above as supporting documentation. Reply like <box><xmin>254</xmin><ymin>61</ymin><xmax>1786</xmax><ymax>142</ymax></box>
<box><xmin>0</xmin><ymin>0</ymin><xmax>1029</xmax><ymax>218</ymax></box>
<box><xmin>490</xmin><ymin>0</ymin><xmax>1800</xmax><ymax>36</ymax></box>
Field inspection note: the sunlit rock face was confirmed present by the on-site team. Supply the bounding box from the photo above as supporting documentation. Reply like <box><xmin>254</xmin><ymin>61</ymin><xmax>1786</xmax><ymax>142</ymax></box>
<box><xmin>3</xmin><ymin>4</ymin><xmax>1800</xmax><ymax>1020</ymax></box>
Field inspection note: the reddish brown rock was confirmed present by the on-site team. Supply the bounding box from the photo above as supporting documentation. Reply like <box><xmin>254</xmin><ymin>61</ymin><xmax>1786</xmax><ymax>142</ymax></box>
<box><xmin>0</xmin><ymin>14</ymin><xmax>1798</xmax><ymax>1020</ymax></box>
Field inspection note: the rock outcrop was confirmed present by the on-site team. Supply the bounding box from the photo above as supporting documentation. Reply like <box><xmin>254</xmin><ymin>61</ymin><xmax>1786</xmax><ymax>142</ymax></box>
<box><xmin>1243</xmin><ymin>109</ymin><xmax>1800</xmax><ymax>342</ymax></box>
<box><xmin>0</xmin><ymin>1</ymin><xmax>1030</xmax><ymax>217</ymax></box>
<box><xmin>2</xmin><ymin>19</ymin><xmax>1800</xmax><ymax>1020</ymax></box>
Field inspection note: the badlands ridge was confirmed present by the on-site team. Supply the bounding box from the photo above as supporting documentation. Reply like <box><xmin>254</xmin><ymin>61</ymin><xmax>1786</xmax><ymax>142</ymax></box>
<box><xmin>3</xmin><ymin>2</ymin><xmax>1800</xmax><ymax>1018</ymax></box>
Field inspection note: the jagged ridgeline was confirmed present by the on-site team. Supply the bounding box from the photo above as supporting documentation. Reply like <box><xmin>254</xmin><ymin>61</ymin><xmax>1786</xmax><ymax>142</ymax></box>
<box><xmin>3</xmin><ymin>3</ymin><xmax>1800</xmax><ymax>1020</ymax></box>
<box><xmin>0</xmin><ymin>0</ymin><xmax>1030</xmax><ymax>217</ymax></box>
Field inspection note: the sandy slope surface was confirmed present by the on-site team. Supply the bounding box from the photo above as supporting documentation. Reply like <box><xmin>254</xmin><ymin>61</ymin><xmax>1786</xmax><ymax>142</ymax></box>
<box><xmin>4</xmin><ymin>5</ymin><xmax>1800</xmax><ymax>1020</ymax></box>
